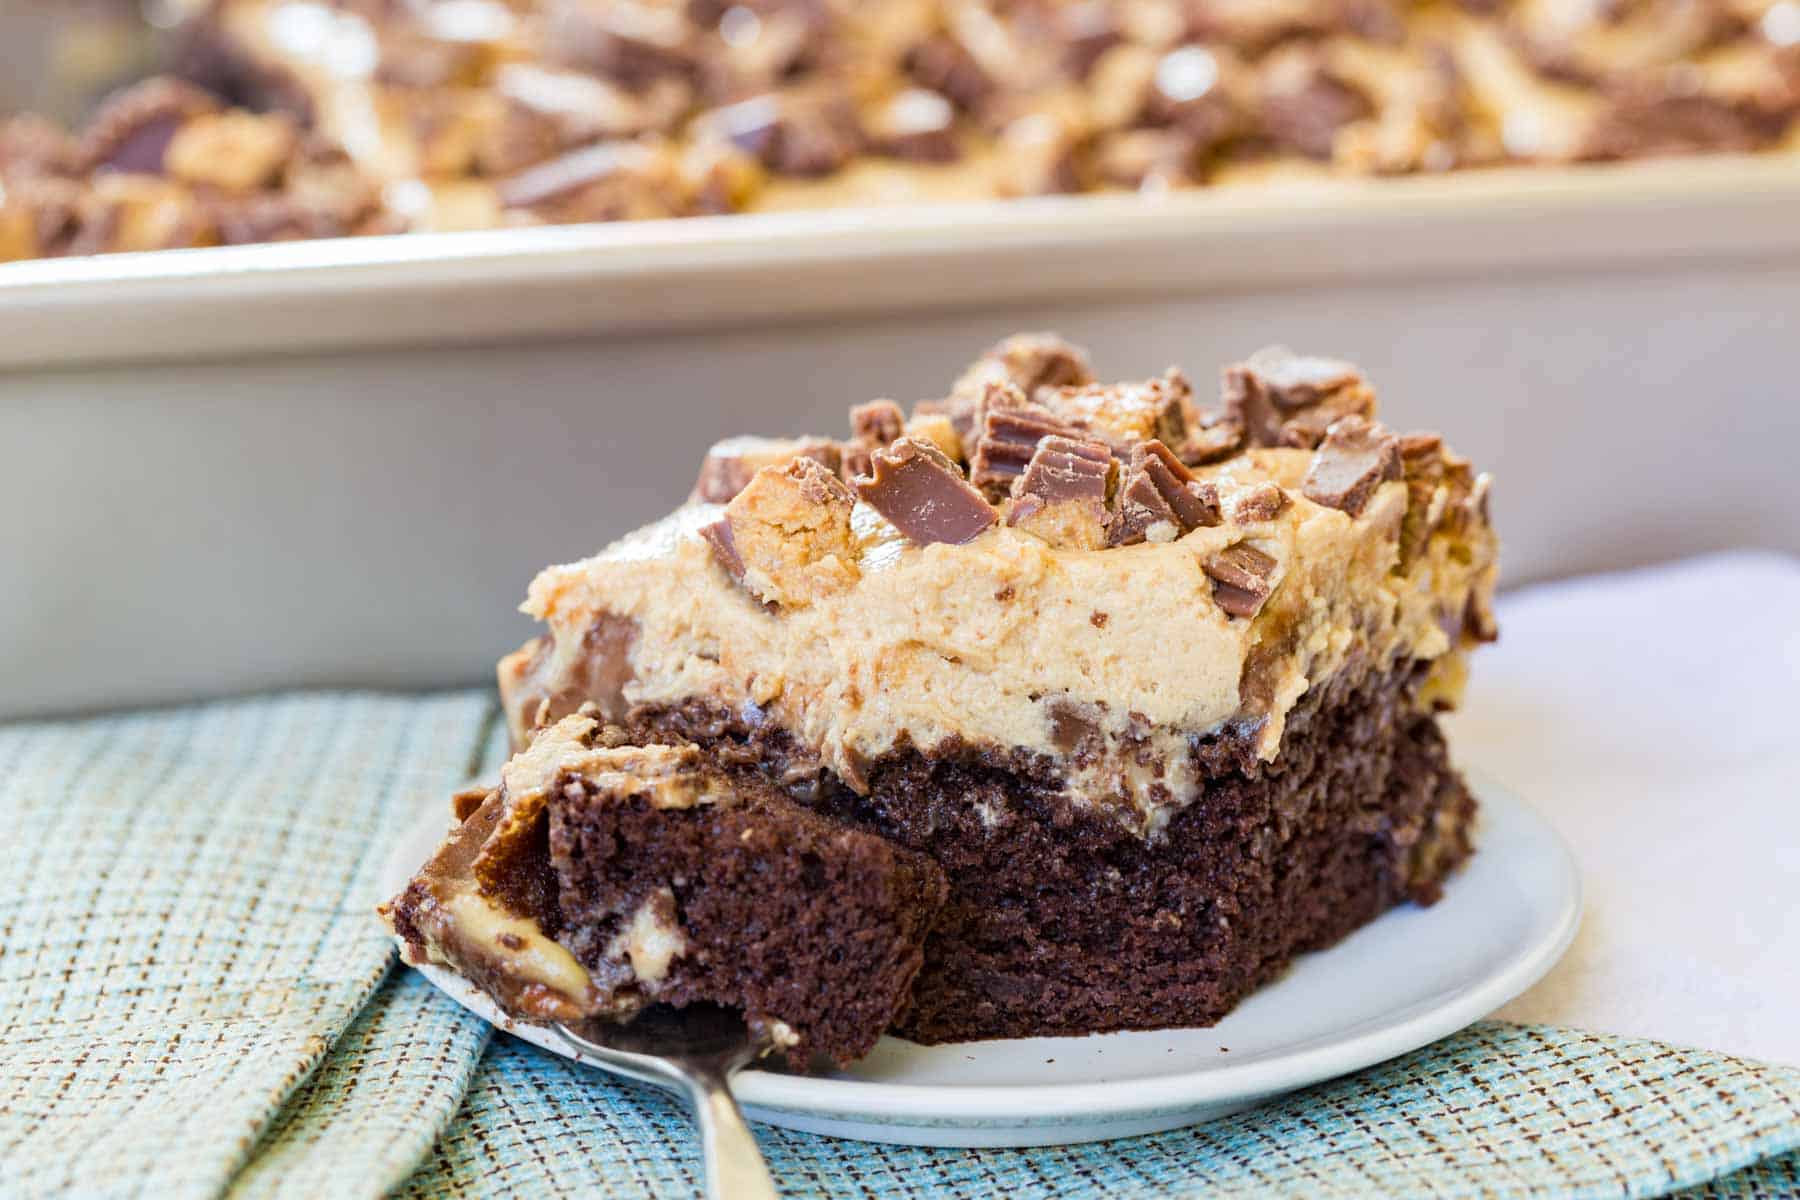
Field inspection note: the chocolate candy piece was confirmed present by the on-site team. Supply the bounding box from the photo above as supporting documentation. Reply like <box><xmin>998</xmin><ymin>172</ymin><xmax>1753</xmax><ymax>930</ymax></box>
<box><xmin>1044</xmin><ymin>369</ymin><xmax>1197</xmax><ymax>455</ymax></box>
<box><xmin>693</xmin><ymin>435</ymin><xmax>843</xmax><ymax>503</ymax></box>
<box><xmin>850</xmin><ymin>400</ymin><xmax>906</xmax><ymax>448</ymax></box>
<box><xmin>702</xmin><ymin>455</ymin><xmax>858</xmax><ymax>606</ymax></box>
<box><xmin>1006</xmin><ymin>435</ymin><xmax>1115</xmax><ymax>550</ymax></box>
<box><xmin>1302</xmin><ymin>416</ymin><xmax>1402</xmax><ymax>516</ymax></box>
<box><xmin>855</xmin><ymin>437</ymin><xmax>997</xmax><ymax>546</ymax></box>
<box><xmin>1396</xmin><ymin>432</ymin><xmax>1445</xmax><ymax>568</ymax></box>
<box><xmin>1183</xmin><ymin>411</ymin><xmax>1246</xmax><ymax>464</ymax></box>
<box><xmin>698</xmin><ymin>515</ymin><xmax>745</xmax><ymax>578</ymax></box>
<box><xmin>1255</xmin><ymin>47</ymin><xmax>1375</xmax><ymax>160</ymax></box>
<box><xmin>951</xmin><ymin>333</ymin><xmax>1095</xmax><ymax>407</ymax></box>
<box><xmin>1205</xmin><ymin>543</ymin><xmax>1278</xmax><ymax>618</ymax></box>
<box><xmin>970</xmin><ymin>402</ymin><xmax>1079</xmax><ymax>500</ymax></box>
<box><xmin>80</xmin><ymin>78</ymin><xmax>219</xmax><ymax>176</ymax></box>
<box><xmin>1222</xmin><ymin>345</ymin><xmax>1374</xmax><ymax>449</ymax></box>
<box><xmin>700</xmin><ymin>6</ymin><xmax>820</xmax><ymax>101</ymax></box>
<box><xmin>545</xmin><ymin>0</ymin><xmax>694</xmax><ymax>89</ymax></box>
<box><xmin>917</xmin><ymin>377</ymin><xmax>1030</xmax><ymax>460</ymax></box>
<box><xmin>842</xmin><ymin>400</ymin><xmax>908</xmax><ymax>482</ymax></box>
<box><xmin>704</xmin><ymin>91</ymin><xmax>863</xmax><ymax>177</ymax></box>
<box><xmin>904</xmin><ymin>32</ymin><xmax>996</xmax><ymax>113</ymax></box>
<box><xmin>1148</xmin><ymin>45</ymin><xmax>1247</xmax><ymax>152</ymax></box>
<box><xmin>1109</xmin><ymin>439</ymin><xmax>1221</xmax><ymax>545</ymax></box>
<box><xmin>1231</xmin><ymin>482</ymin><xmax>1290</xmax><ymax>523</ymax></box>
<box><xmin>1577</xmin><ymin>78</ymin><xmax>1775</xmax><ymax>161</ymax></box>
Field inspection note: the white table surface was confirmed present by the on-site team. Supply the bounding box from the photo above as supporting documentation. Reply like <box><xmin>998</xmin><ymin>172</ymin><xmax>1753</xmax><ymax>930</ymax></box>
<box><xmin>1451</xmin><ymin>553</ymin><xmax>1800</xmax><ymax>1067</ymax></box>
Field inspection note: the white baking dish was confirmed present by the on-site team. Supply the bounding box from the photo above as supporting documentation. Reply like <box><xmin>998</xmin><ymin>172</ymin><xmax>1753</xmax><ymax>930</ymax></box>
<box><xmin>6</xmin><ymin>157</ymin><xmax>1799</xmax><ymax>718</ymax></box>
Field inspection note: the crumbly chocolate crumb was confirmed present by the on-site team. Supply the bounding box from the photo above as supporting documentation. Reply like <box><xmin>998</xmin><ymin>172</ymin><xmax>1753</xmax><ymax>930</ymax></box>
<box><xmin>1109</xmin><ymin>440</ymin><xmax>1221</xmax><ymax>545</ymax></box>
<box><xmin>1204</xmin><ymin>543</ymin><xmax>1279</xmax><ymax>618</ymax></box>
<box><xmin>855</xmin><ymin>437</ymin><xmax>997</xmax><ymax>546</ymax></box>
<box><xmin>1006</xmin><ymin>435</ymin><xmax>1116</xmax><ymax>549</ymax></box>
<box><xmin>1302</xmin><ymin>416</ymin><xmax>1402</xmax><ymax>516</ymax></box>
<box><xmin>970</xmin><ymin>402</ymin><xmax>1080</xmax><ymax>500</ymax></box>
<box><xmin>1222</xmin><ymin>345</ymin><xmax>1375</xmax><ymax>449</ymax></box>
<box><xmin>1231</xmin><ymin>482</ymin><xmax>1290</xmax><ymax>523</ymax></box>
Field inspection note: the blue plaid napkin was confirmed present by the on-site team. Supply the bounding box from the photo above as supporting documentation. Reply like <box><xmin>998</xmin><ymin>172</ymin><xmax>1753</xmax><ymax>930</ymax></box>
<box><xmin>2</xmin><ymin>690</ymin><xmax>1795</xmax><ymax>1199</ymax></box>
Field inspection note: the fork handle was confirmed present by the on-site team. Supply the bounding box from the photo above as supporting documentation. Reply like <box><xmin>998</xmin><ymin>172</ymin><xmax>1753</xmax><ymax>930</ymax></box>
<box><xmin>686</xmin><ymin>1066</ymin><xmax>779</xmax><ymax>1200</ymax></box>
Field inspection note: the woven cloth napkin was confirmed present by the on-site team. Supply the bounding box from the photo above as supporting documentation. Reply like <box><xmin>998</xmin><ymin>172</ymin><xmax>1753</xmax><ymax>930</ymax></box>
<box><xmin>3</xmin><ymin>553</ymin><xmax>1797</xmax><ymax>1199</ymax></box>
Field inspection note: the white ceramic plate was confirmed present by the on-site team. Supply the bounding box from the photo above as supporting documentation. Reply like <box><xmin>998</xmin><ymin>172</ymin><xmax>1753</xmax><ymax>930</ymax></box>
<box><xmin>381</xmin><ymin>776</ymin><xmax>1579</xmax><ymax>1147</ymax></box>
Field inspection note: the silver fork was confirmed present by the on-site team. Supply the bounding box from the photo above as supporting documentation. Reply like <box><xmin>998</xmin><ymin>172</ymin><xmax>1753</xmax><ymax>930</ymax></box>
<box><xmin>554</xmin><ymin>1005</ymin><xmax>780</xmax><ymax>1200</ymax></box>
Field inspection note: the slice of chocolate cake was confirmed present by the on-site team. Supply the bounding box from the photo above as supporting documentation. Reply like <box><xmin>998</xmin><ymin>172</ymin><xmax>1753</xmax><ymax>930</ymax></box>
<box><xmin>382</xmin><ymin>715</ymin><xmax>947</xmax><ymax>1069</ymax></box>
<box><xmin>479</xmin><ymin>334</ymin><xmax>1497</xmax><ymax>1046</ymax></box>
<box><xmin>392</xmin><ymin>333</ymin><xmax>1496</xmax><ymax>1057</ymax></box>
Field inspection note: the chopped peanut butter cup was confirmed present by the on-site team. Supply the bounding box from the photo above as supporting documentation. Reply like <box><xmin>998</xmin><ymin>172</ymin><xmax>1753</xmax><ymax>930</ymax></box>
<box><xmin>855</xmin><ymin>437</ymin><xmax>997</xmax><ymax>546</ymax></box>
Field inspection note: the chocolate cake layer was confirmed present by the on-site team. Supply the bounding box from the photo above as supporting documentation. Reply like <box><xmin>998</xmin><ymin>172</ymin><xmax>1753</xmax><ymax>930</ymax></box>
<box><xmin>614</xmin><ymin>652</ymin><xmax>1472</xmax><ymax>1044</ymax></box>
<box><xmin>553</xmin><ymin>761</ymin><xmax>947</xmax><ymax>1067</ymax></box>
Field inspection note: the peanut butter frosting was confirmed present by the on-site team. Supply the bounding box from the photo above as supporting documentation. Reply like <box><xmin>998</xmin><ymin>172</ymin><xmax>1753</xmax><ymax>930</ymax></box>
<box><xmin>500</xmin><ymin>335</ymin><xmax>1499</xmax><ymax>837</ymax></box>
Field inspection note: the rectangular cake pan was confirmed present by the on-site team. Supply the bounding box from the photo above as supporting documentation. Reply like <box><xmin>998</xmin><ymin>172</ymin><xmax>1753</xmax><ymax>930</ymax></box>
<box><xmin>6</xmin><ymin>157</ymin><xmax>1800</xmax><ymax>718</ymax></box>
